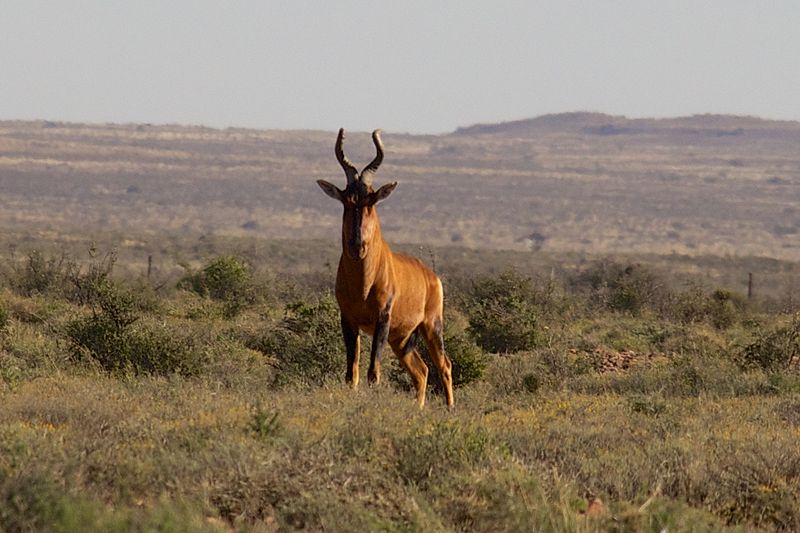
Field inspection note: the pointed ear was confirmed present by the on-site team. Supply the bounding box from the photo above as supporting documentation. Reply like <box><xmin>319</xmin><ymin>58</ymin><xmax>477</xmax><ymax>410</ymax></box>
<box><xmin>369</xmin><ymin>181</ymin><xmax>397</xmax><ymax>205</ymax></box>
<box><xmin>317</xmin><ymin>179</ymin><xmax>343</xmax><ymax>201</ymax></box>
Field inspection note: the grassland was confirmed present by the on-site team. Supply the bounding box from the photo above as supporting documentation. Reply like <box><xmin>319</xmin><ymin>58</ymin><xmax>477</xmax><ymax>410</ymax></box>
<box><xmin>1</xmin><ymin>113</ymin><xmax>799</xmax><ymax>531</ymax></box>
<box><xmin>0</xmin><ymin>236</ymin><xmax>799</xmax><ymax>531</ymax></box>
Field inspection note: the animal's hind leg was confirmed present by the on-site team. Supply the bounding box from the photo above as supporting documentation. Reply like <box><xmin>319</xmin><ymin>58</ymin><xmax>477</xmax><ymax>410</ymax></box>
<box><xmin>390</xmin><ymin>334</ymin><xmax>428</xmax><ymax>407</ymax></box>
<box><xmin>421</xmin><ymin>317</ymin><xmax>454</xmax><ymax>407</ymax></box>
<box><xmin>341</xmin><ymin>315</ymin><xmax>360</xmax><ymax>388</ymax></box>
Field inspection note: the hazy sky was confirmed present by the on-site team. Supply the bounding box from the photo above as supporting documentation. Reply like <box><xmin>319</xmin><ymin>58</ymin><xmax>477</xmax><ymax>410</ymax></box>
<box><xmin>2</xmin><ymin>1</ymin><xmax>799</xmax><ymax>133</ymax></box>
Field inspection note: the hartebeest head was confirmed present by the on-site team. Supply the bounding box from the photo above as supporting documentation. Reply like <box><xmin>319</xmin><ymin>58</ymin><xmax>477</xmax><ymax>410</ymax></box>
<box><xmin>317</xmin><ymin>128</ymin><xmax>397</xmax><ymax>260</ymax></box>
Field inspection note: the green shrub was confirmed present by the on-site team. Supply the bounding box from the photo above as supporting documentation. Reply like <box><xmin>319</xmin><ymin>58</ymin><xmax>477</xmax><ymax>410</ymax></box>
<box><xmin>202</xmin><ymin>337</ymin><xmax>273</xmax><ymax>390</ymax></box>
<box><xmin>521</xmin><ymin>373</ymin><xmax>541</xmax><ymax>394</ymax></box>
<box><xmin>179</xmin><ymin>255</ymin><xmax>253</xmax><ymax>317</ymax></box>
<box><xmin>440</xmin><ymin>308</ymin><xmax>486</xmax><ymax>387</ymax></box>
<box><xmin>775</xmin><ymin>398</ymin><xmax>800</xmax><ymax>426</ymax></box>
<box><xmin>66</xmin><ymin>246</ymin><xmax>118</xmax><ymax>306</ymax></box>
<box><xmin>708</xmin><ymin>443</ymin><xmax>800</xmax><ymax>530</ymax></box>
<box><xmin>66</xmin><ymin>281</ymin><xmax>205</xmax><ymax>375</ymax></box>
<box><xmin>6</xmin><ymin>246</ymin><xmax>120</xmax><ymax>305</ymax></box>
<box><xmin>666</xmin><ymin>283</ymin><xmax>712</xmax><ymax>323</ymax></box>
<box><xmin>466</xmin><ymin>270</ymin><xmax>541</xmax><ymax>353</ymax></box>
<box><xmin>575</xmin><ymin>260</ymin><xmax>666</xmax><ymax>314</ymax></box>
<box><xmin>251</xmin><ymin>292</ymin><xmax>343</xmax><ymax>385</ymax></box>
<box><xmin>0</xmin><ymin>473</ymin><xmax>68</xmax><ymax>532</ymax></box>
<box><xmin>738</xmin><ymin>315</ymin><xmax>800</xmax><ymax>370</ymax></box>
<box><xmin>7</xmin><ymin>249</ymin><xmax>75</xmax><ymax>297</ymax></box>
<box><xmin>484</xmin><ymin>349</ymin><xmax>573</xmax><ymax>396</ymax></box>
<box><xmin>248</xmin><ymin>403</ymin><xmax>281</xmax><ymax>440</ymax></box>
<box><xmin>661</xmin><ymin>283</ymin><xmax>748</xmax><ymax>329</ymax></box>
<box><xmin>67</xmin><ymin>318</ymin><xmax>205</xmax><ymax>376</ymax></box>
<box><xmin>708</xmin><ymin>288</ymin><xmax>746</xmax><ymax>329</ymax></box>
<box><xmin>628</xmin><ymin>394</ymin><xmax>668</xmax><ymax>416</ymax></box>
<box><xmin>181</xmin><ymin>255</ymin><xmax>250</xmax><ymax>300</ymax></box>
<box><xmin>0</xmin><ymin>354</ymin><xmax>23</xmax><ymax>390</ymax></box>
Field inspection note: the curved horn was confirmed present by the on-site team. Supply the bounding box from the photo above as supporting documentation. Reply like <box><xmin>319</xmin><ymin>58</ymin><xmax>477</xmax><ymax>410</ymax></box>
<box><xmin>359</xmin><ymin>129</ymin><xmax>384</xmax><ymax>186</ymax></box>
<box><xmin>335</xmin><ymin>128</ymin><xmax>358</xmax><ymax>185</ymax></box>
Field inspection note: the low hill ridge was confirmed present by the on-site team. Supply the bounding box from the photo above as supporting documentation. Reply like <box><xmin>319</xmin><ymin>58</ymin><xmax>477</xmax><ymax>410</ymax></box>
<box><xmin>454</xmin><ymin>112</ymin><xmax>800</xmax><ymax>137</ymax></box>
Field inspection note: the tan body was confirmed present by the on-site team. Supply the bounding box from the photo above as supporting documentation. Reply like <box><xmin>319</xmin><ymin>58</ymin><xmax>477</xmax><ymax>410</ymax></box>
<box><xmin>318</xmin><ymin>128</ymin><xmax>454</xmax><ymax>407</ymax></box>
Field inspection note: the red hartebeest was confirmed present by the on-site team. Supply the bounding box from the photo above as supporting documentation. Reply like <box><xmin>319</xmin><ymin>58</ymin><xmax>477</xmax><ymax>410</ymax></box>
<box><xmin>317</xmin><ymin>128</ymin><xmax>454</xmax><ymax>407</ymax></box>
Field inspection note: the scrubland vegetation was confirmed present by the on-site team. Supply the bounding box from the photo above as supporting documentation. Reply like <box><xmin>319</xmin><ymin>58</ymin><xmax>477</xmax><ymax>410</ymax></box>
<box><xmin>1</xmin><ymin>238</ymin><xmax>799</xmax><ymax>532</ymax></box>
<box><xmin>2</xmin><ymin>112</ymin><xmax>799</xmax><ymax>530</ymax></box>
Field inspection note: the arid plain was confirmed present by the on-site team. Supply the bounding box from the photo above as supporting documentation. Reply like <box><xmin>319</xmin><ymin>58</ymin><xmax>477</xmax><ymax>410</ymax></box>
<box><xmin>1</xmin><ymin>112</ymin><xmax>798</xmax><ymax>260</ymax></box>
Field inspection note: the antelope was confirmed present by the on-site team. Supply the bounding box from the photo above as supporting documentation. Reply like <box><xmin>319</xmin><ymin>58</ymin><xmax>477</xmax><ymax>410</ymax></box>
<box><xmin>317</xmin><ymin>128</ymin><xmax>454</xmax><ymax>407</ymax></box>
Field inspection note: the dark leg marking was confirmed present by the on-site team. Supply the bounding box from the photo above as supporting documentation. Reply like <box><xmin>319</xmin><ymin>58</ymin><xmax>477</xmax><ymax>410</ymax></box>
<box><xmin>401</xmin><ymin>326</ymin><xmax>421</xmax><ymax>356</ymax></box>
<box><xmin>341</xmin><ymin>314</ymin><xmax>359</xmax><ymax>384</ymax></box>
<box><xmin>368</xmin><ymin>296</ymin><xmax>393</xmax><ymax>384</ymax></box>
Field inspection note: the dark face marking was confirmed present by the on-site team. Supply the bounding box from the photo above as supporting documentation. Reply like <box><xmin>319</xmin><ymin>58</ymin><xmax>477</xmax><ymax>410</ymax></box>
<box><xmin>345</xmin><ymin>204</ymin><xmax>363</xmax><ymax>259</ymax></box>
<box><xmin>341</xmin><ymin>182</ymin><xmax>378</xmax><ymax>260</ymax></box>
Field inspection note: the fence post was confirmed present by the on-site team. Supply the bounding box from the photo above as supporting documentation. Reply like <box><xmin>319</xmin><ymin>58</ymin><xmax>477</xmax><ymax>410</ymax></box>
<box><xmin>747</xmin><ymin>272</ymin><xmax>753</xmax><ymax>300</ymax></box>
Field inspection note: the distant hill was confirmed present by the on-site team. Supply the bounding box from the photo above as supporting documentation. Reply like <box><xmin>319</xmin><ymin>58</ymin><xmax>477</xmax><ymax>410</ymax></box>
<box><xmin>454</xmin><ymin>112</ymin><xmax>800</xmax><ymax>139</ymax></box>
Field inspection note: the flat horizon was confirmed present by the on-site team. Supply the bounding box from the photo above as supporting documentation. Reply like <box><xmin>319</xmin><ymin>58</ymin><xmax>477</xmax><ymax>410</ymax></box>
<box><xmin>3</xmin><ymin>109</ymin><xmax>799</xmax><ymax>136</ymax></box>
<box><xmin>3</xmin><ymin>3</ymin><xmax>799</xmax><ymax>134</ymax></box>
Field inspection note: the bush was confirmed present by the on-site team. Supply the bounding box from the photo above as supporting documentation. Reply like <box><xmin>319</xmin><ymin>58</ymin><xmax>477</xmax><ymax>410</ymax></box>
<box><xmin>66</xmin><ymin>246</ymin><xmax>118</xmax><ymax>306</ymax></box>
<box><xmin>7</xmin><ymin>249</ymin><xmax>75</xmax><ymax>297</ymax></box>
<box><xmin>485</xmin><ymin>349</ymin><xmax>574</xmax><ymax>396</ymax></box>
<box><xmin>575</xmin><ymin>260</ymin><xmax>666</xmax><ymax>314</ymax></box>
<box><xmin>628</xmin><ymin>393</ymin><xmax>668</xmax><ymax>416</ymax></box>
<box><xmin>67</xmin><ymin>318</ymin><xmax>205</xmax><ymax>376</ymax></box>
<box><xmin>665</xmin><ymin>283</ymin><xmax>712</xmax><ymax>324</ymax></box>
<box><xmin>442</xmin><ymin>308</ymin><xmax>487</xmax><ymax>387</ymax></box>
<box><xmin>521</xmin><ymin>373</ymin><xmax>541</xmax><ymax>394</ymax></box>
<box><xmin>0</xmin><ymin>474</ymin><xmax>70</xmax><ymax>532</ymax></box>
<box><xmin>708</xmin><ymin>443</ymin><xmax>800</xmax><ymax>530</ymax></box>
<box><xmin>466</xmin><ymin>270</ymin><xmax>541</xmax><ymax>353</ymax></box>
<box><xmin>66</xmin><ymin>281</ymin><xmax>205</xmax><ymax>375</ymax></box>
<box><xmin>179</xmin><ymin>256</ymin><xmax>253</xmax><ymax>317</ymax></box>
<box><xmin>0</xmin><ymin>473</ymin><xmax>221</xmax><ymax>533</ymax></box>
<box><xmin>708</xmin><ymin>289</ymin><xmax>746</xmax><ymax>329</ymax></box>
<box><xmin>6</xmin><ymin>246</ymin><xmax>119</xmax><ymax>305</ymax></box>
<box><xmin>248</xmin><ymin>403</ymin><xmax>281</xmax><ymax>440</ymax></box>
<box><xmin>738</xmin><ymin>315</ymin><xmax>800</xmax><ymax>370</ymax></box>
<box><xmin>251</xmin><ymin>292</ymin><xmax>343</xmax><ymax>385</ymax></box>
<box><xmin>651</xmin><ymin>281</ymin><xmax>747</xmax><ymax>329</ymax></box>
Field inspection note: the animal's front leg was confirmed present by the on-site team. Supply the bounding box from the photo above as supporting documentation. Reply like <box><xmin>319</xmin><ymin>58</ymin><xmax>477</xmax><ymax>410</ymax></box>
<box><xmin>341</xmin><ymin>315</ymin><xmax>360</xmax><ymax>388</ymax></box>
<box><xmin>368</xmin><ymin>302</ymin><xmax>392</xmax><ymax>385</ymax></box>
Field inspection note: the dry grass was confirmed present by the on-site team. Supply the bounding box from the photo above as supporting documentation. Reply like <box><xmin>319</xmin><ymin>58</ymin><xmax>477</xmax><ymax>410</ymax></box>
<box><xmin>3</xmin><ymin>369</ymin><xmax>796</xmax><ymax>531</ymax></box>
<box><xmin>1</xmin><ymin>107</ymin><xmax>799</xmax><ymax>529</ymax></box>
<box><xmin>1</xmin><ymin>242</ymin><xmax>799</xmax><ymax>531</ymax></box>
